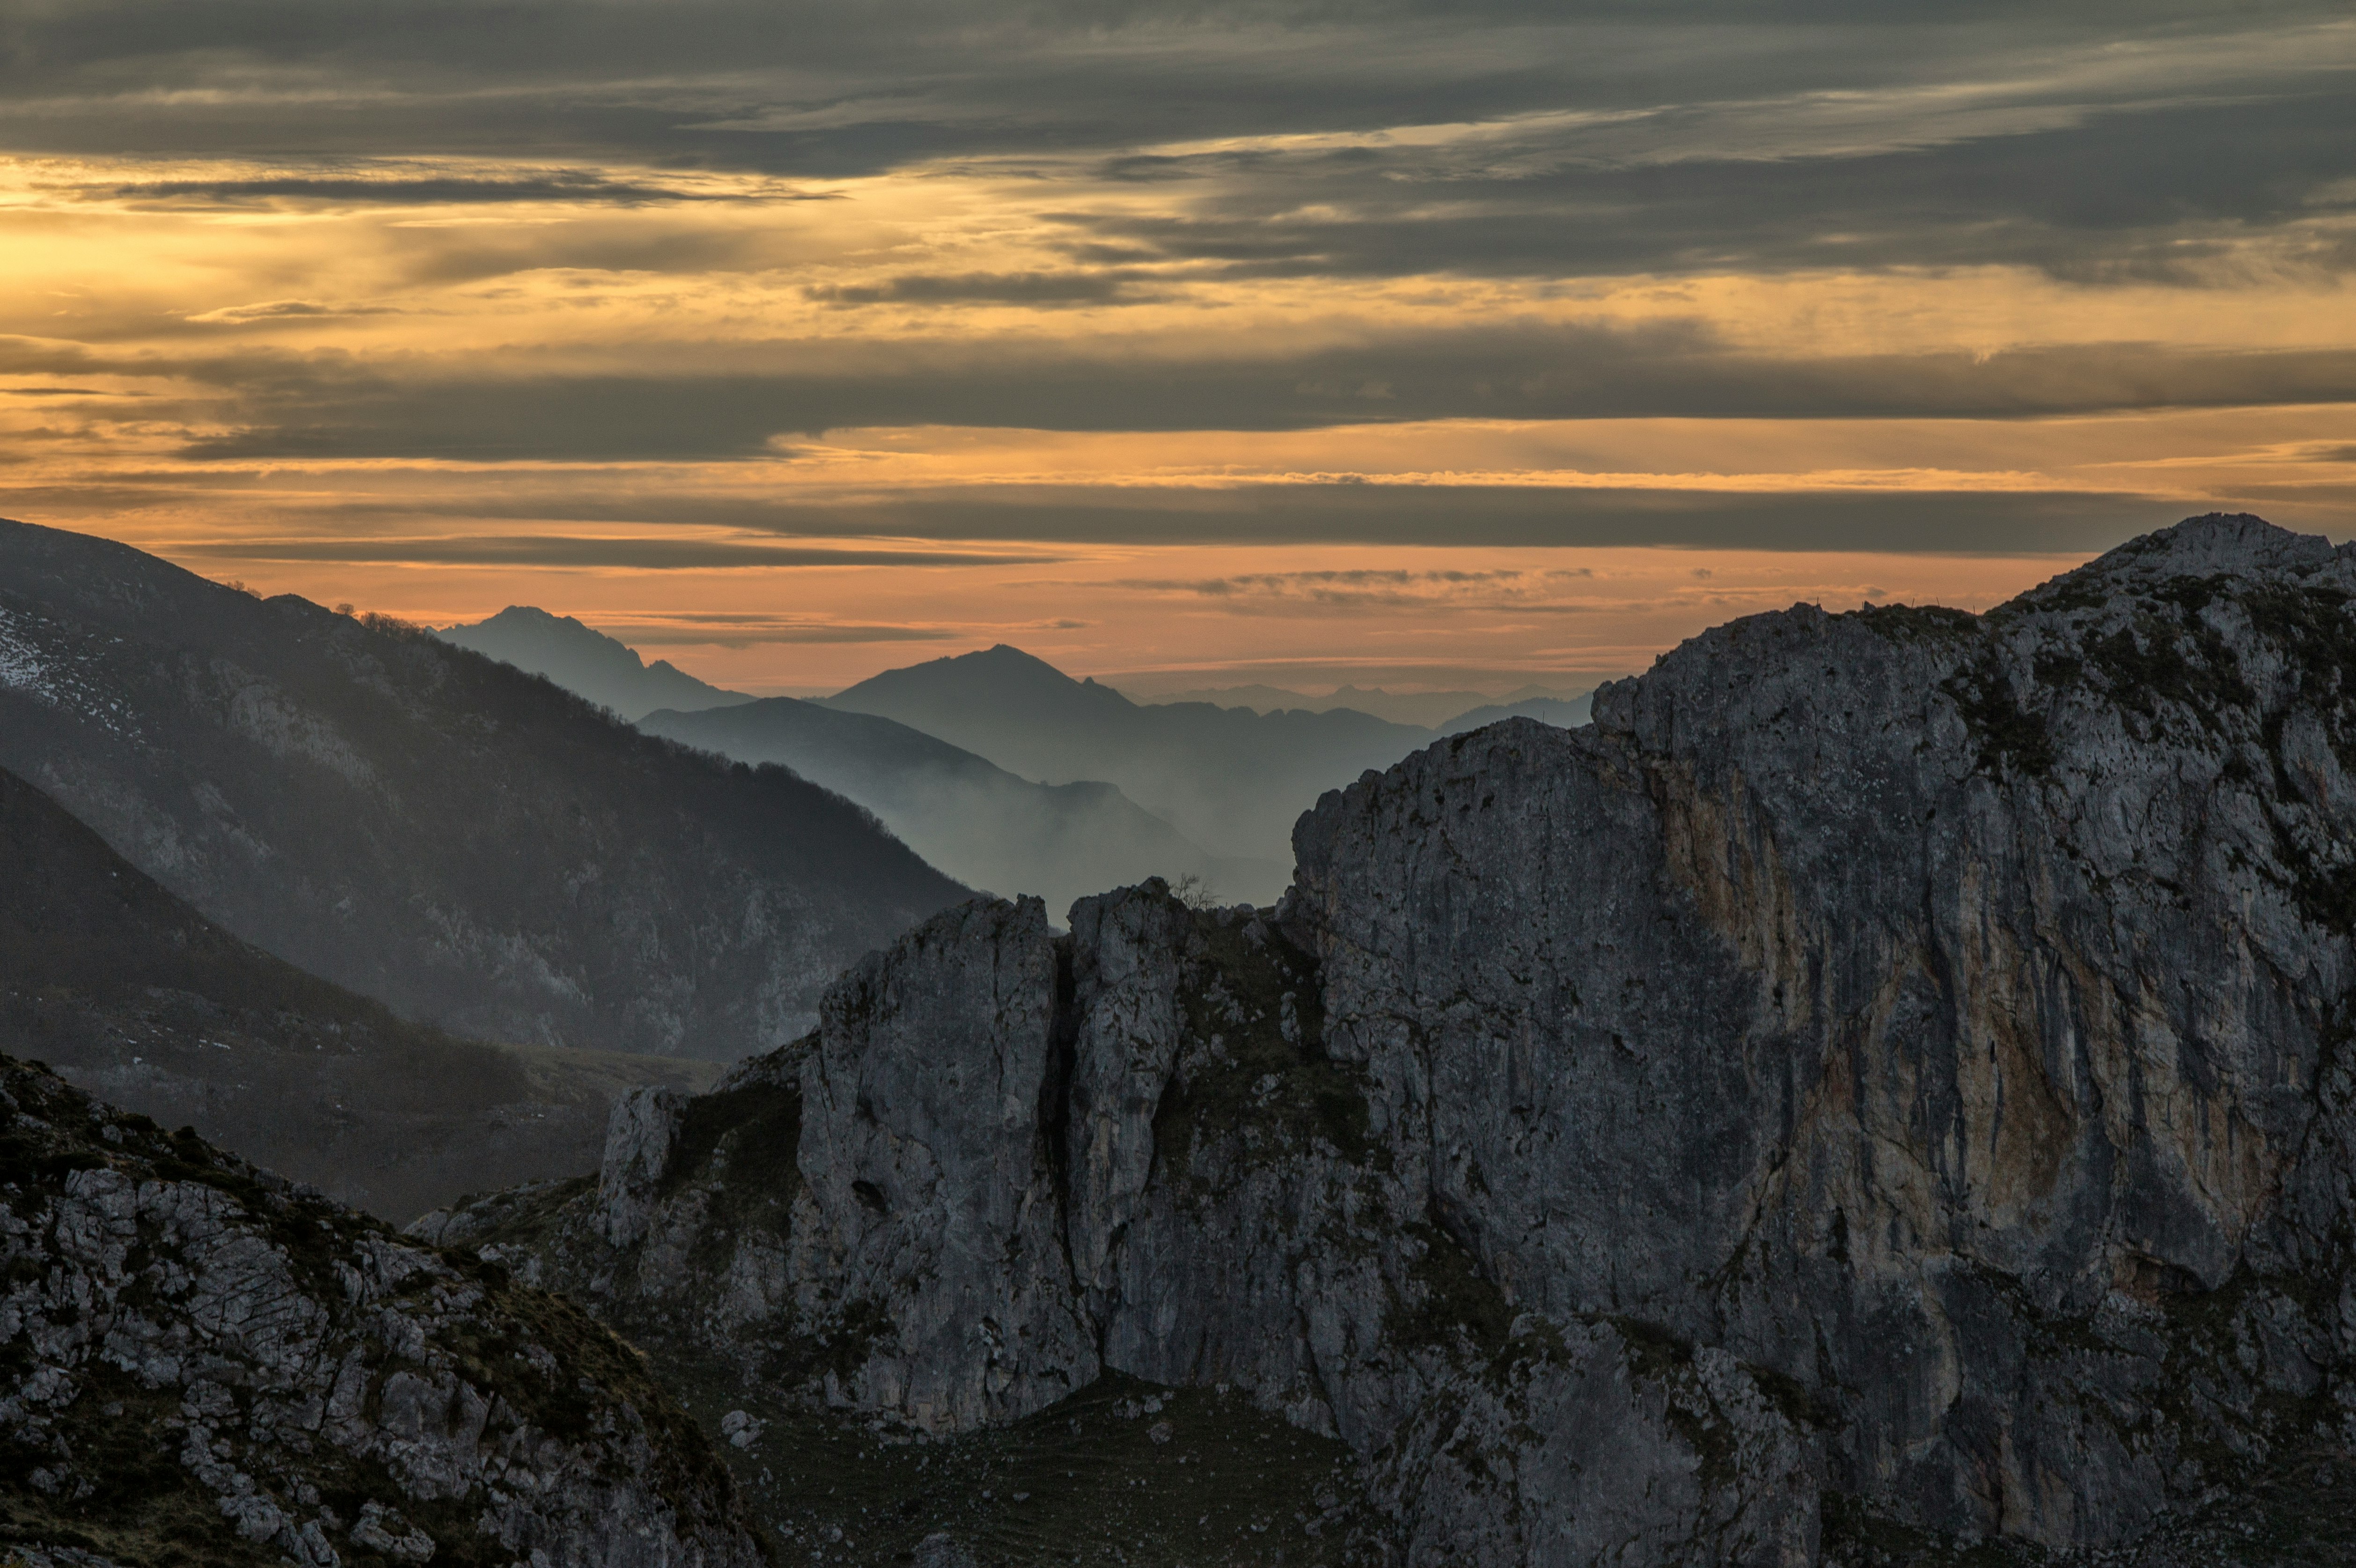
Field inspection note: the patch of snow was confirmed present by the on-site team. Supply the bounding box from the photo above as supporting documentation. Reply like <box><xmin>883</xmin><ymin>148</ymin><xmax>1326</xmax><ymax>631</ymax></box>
<box><xmin>0</xmin><ymin>607</ymin><xmax>142</xmax><ymax>744</ymax></box>
<box><xmin>0</xmin><ymin>607</ymin><xmax>53</xmax><ymax>701</ymax></box>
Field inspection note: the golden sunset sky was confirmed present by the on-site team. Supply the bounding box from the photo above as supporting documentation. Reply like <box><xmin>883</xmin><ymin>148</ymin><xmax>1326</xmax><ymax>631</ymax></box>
<box><xmin>3</xmin><ymin>1</ymin><xmax>2352</xmax><ymax>694</ymax></box>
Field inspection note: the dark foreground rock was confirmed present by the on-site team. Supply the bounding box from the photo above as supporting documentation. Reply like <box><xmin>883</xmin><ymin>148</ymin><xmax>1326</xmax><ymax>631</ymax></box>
<box><xmin>0</xmin><ymin>1053</ymin><xmax>766</xmax><ymax>1568</ymax></box>
<box><xmin>424</xmin><ymin>515</ymin><xmax>2356</xmax><ymax>1565</ymax></box>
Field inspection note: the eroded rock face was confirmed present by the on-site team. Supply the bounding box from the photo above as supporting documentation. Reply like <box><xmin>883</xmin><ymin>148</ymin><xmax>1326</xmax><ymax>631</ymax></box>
<box><xmin>1292</xmin><ymin>512</ymin><xmax>2356</xmax><ymax>1552</ymax></box>
<box><xmin>0</xmin><ymin>1054</ymin><xmax>764</xmax><ymax>1568</ymax></box>
<box><xmin>427</xmin><ymin>515</ymin><xmax>2356</xmax><ymax>1565</ymax></box>
<box><xmin>428</xmin><ymin>889</ymin><xmax>1820</xmax><ymax>1563</ymax></box>
<box><xmin>792</xmin><ymin>896</ymin><xmax>1096</xmax><ymax>1429</ymax></box>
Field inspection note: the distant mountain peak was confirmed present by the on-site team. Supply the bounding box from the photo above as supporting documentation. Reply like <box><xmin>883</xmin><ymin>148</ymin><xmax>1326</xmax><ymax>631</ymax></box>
<box><xmin>970</xmin><ymin>643</ymin><xmax>1088</xmax><ymax>679</ymax></box>
<box><xmin>824</xmin><ymin>642</ymin><xmax>1437</xmax><ymax>862</ymax></box>
<box><xmin>436</xmin><ymin>604</ymin><xmax>752</xmax><ymax>721</ymax></box>
<box><xmin>829</xmin><ymin>643</ymin><xmax>1136</xmax><ymax>712</ymax></box>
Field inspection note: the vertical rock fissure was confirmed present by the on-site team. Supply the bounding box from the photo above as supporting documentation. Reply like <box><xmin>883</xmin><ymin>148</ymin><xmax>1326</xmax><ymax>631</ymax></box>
<box><xmin>1041</xmin><ymin>929</ymin><xmax>1091</xmax><ymax>1351</ymax></box>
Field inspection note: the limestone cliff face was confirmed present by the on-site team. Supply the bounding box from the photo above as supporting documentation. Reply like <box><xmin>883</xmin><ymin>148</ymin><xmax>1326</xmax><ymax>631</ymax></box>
<box><xmin>426</xmin><ymin>899</ymin><xmax>1821</xmax><ymax>1565</ymax></box>
<box><xmin>793</xmin><ymin>897</ymin><xmax>1096</xmax><ymax>1428</ymax></box>
<box><xmin>1292</xmin><ymin>512</ymin><xmax>2356</xmax><ymax>1552</ymax></box>
<box><xmin>0</xmin><ymin>1054</ymin><xmax>765</xmax><ymax>1568</ymax></box>
<box><xmin>426</xmin><ymin>515</ymin><xmax>2356</xmax><ymax>1564</ymax></box>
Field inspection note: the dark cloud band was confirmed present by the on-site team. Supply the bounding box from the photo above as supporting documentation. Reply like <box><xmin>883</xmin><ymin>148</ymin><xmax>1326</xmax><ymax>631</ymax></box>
<box><xmin>104</xmin><ymin>176</ymin><xmax>732</xmax><ymax>206</ymax></box>
<box><xmin>5</xmin><ymin>4</ymin><xmax>2349</xmax><ymax>286</ymax></box>
<box><xmin>117</xmin><ymin>487</ymin><xmax>2197</xmax><ymax>555</ymax></box>
<box><xmin>154</xmin><ymin>333</ymin><xmax>2356</xmax><ymax>460</ymax></box>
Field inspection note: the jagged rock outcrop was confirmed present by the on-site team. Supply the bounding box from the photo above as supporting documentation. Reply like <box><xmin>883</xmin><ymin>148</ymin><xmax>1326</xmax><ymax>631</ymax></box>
<box><xmin>423</xmin><ymin>892</ymin><xmax>1821</xmax><ymax>1564</ymax></box>
<box><xmin>792</xmin><ymin>897</ymin><xmax>1097</xmax><ymax>1427</ymax></box>
<box><xmin>424</xmin><ymin>515</ymin><xmax>2356</xmax><ymax>1564</ymax></box>
<box><xmin>0</xmin><ymin>1053</ymin><xmax>765</xmax><ymax>1568</ymax></box>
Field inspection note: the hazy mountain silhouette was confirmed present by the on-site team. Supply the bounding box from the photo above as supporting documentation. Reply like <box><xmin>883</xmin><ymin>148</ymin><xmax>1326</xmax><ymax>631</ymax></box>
<box><xmin>1132</xmin><ymin>681</ymin><xmax>1593</xmax><ymax>728</ymax></box>
<box><xmin>821</xmin><ymin>645</ymin><xmax>1438</xmax><ymax>863</ymax></box>
<box><xmin>0</xmin><ymin>519</ymin><xmax>967</xmax><ymax>1059</ymax></box>
<box><xmin>0</xmin><ymin>765</ymin><xmax>715</xmax><ymax>1221</ymax></box>
<box><xmin>1433</xmin><ymin>693</ymin><xmax>1595</xmax><ymax>736</ymax></box>
<box><xmin>439</xmin><ymin>604</ymin><xmax>756</xmax><ymax>720</ymax></box>
<box><xmin>641</xmin><ymin>697</ymin><xmax>1286</xmax><ymax>910</ymax></box>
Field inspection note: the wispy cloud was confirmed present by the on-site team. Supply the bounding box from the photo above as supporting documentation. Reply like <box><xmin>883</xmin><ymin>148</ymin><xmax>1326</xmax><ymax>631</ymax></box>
<box><xmin>168</xmin><ymin>535</ymin><xmax>1067</xmax><ymax>569</ymax></box>
<box><xmin>600</xmin><ymin>620</ymin><xmax>957</xmax><ymax>645</ymax></box>
<box><xmin>185</xmin><ymin>300</ymin><xmax>408</xmax><ymax>323</ymax></box>
<box><xmin>806</xmin><ymin>271</ymin><xmax>1160</xmax><ymax>308</ymax></box>
<box><xmin>1116</xmin><ymin>565</ymin><xmax>1609</xmax><ymax>612</ymax></box>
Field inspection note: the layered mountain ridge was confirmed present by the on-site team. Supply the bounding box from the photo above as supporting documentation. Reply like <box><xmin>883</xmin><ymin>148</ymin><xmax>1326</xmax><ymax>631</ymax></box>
<box><xmin>822</xmin><ymin>645</ymin><xmax>1439</xmax><ymax>864</ymax></box>
<box><xmin>434</xmin><ymin>609</ymin><xmax>1592</xmax><ymax>908</ymax></box>
<box><xmin>429</xmin><ymin>610</ymin><xmax>1290</xmax><ymax>908</ymax></box>
<box><xmin>424</xmin><ymin>513</ymin><xmax>2356</xmax><ymax>1565</ymax></box>
<box><xmin>0</xmin><ymin>519</ymin><xmax>968</xmax><ymax>1058</ymax></box>
<box><xmin>638</xmin><ymin>697</ymin><xmax>1280</xmax><ymax>911</ymax></box>
<box><xmin>0</xmin><ymin>763</ymin><xmax>715</xmax><ymax>1223</ymax></box>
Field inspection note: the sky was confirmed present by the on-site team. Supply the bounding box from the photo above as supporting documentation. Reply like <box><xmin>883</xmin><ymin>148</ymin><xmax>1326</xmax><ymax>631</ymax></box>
<box><xmin>1</xmin><ymin>0</ymin><xmax>2351</xmax><ymax>695</ymax></box>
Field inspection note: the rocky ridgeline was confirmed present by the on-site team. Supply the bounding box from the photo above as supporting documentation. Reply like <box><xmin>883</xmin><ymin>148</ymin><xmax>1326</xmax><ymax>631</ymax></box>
<box><xmin>421</xmin><ymin>515</ymin><xmax>2356</xmax><ymax>1565</ymax></box>
<box><xmin>0</xmin><ymin>1055</ymin><xmax>764</xmax><ymax>1568</ymax></box>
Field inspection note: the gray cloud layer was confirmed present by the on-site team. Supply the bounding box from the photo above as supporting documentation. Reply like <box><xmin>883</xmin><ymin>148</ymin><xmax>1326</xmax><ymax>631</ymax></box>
<box><xmin>6</xmin><ymin>1</ymin><xmax>2349</xmax><ymax>285</ymax></box>
<box><xmin>5</xmin><ymin>0</ymin><xmax>2347</xmax><ymax>559</ymax></box>
<box><xmin>149</xmin><ymin>486</ymin><xmax>2179</xmax><ymax>555</ymax></box>
<box><xmin>127</xmin><ymin>332</ymin><xmax>2356</xmax><ymax>459</ymax></box>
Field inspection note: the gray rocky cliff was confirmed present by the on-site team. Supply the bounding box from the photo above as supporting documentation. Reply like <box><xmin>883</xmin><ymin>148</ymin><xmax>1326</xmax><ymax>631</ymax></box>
<box><xmin>791</xmin><ymin>896</ymin><xmax>1095</xmax><ymax>1429</ymax></box>
<box><xmin>1287</xmin><ymin>512</ymin><xmax>2356</xmax><ymax>1558</ymax></box>
<box><xmin>0</xmin><ymin>1054</ymin><xmax>766</xmax><ymax>1568</ymax></box>
<box><xmin>422</xmin><ymin>514</ymin><xmax>2356</xmax><ymax>1565</ymax></box>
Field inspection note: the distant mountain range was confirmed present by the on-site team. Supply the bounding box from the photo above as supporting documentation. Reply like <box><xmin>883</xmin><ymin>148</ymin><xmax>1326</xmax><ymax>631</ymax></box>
<box><xmin>1134</xmin><ymin>680</ymin><xmax>1593</xmax><ymax>729</ymax></box>
<box><xmin>0</xmin><ymin>764</ymin><xmax>714</xmax><ymax>1221</ymax></box>
<box><xmin>440</xmin><ymin>604</ymin><xmax>756</xmax><ymax>720</ymax></box>
<box><xmin>0</xmin><ymin>519</ymin><xmax>967</xmax><ymax>1059</ymax></box>
<box><xmin>432</xmin><ymin>610</ymin><xmax>1283</xmax><ymax>907</ymax></box>
<box><xmin>639</xmin><ymin>697</ymin><xmax>1284</xmax><ymax>912</ymax></box>
<box><xmin>1431</xmin><ymin>693</ymin><xmax>1594</xmax><ymax>734</ymax></box>
<box><xmin>433</xmin><ymin>613</ymin><xmax>1598</xmax><ymax>890</ymax></box>
<box><xmin>823</xmin><ymin>645</ymin><xmax>1511</xmax><ymax>863</ymax></box>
